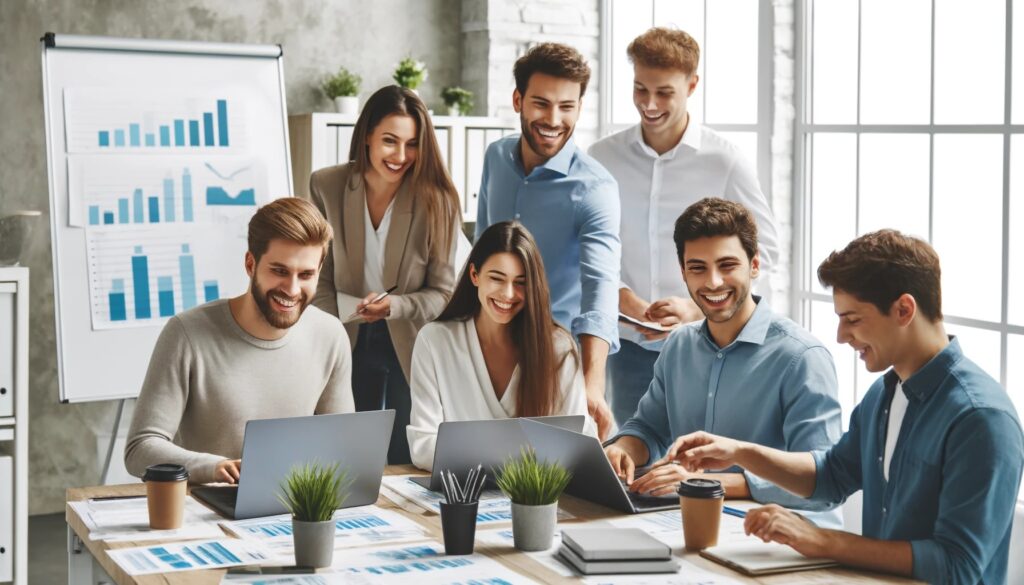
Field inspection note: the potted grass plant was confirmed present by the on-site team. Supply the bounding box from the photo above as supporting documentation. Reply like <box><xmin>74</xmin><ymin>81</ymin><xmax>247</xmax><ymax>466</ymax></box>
<box><xmin>495</xmin><ymin>447</ymin><xmax>572</xmax><ymax>551</ymax></box>
<box><xmin>393</xmin><ymin>57</ymin><xmax>428</xmax><ymax>93</ymax></box>
<box><xmin>277</xmin><ymin>461</ymin><xmax>351</xmax><ymax>567</ymax></box>
<box><xmin>441</xmin><ymin>86</ymin><xmax>474</xmax><ymax>116</ymax></box>
<box><xmin>322</xmin><ymin>67</ymin><xmax>361</xmax><ymax>114</ymax></box>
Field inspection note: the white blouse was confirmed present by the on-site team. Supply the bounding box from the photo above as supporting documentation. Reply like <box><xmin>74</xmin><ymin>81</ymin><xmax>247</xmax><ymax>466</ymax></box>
<box><xmin>362</xmin><ymin>197</ymin><xmax>394</xmax><ymax>295</ymax></box>
<box><xmin>407</xmin><ymin>318</ymin><xmax>596</xmax><ymax>470</ymax></box>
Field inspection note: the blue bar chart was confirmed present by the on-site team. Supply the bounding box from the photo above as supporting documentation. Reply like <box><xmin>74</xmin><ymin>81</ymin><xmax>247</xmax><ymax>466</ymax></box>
<box><xmin>87</xmin><ymin>168</ymin><xmax>195</xmax><ymax>226</ymax></box>
<box><xmin>93</xmin><ymin>99</ymin><xmax>231</xmax><ymax>150</ymax></box>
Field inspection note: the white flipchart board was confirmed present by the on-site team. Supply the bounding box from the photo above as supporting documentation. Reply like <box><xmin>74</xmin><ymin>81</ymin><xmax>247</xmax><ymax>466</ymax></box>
<box><xmin>41</xmin><ymin>34</ymin><xmax>292</xmax><ymax>402</ymax></box>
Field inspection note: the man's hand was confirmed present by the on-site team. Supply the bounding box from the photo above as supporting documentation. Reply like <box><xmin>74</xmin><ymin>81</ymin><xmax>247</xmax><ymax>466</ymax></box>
<box><xmin>214</xmin><ymin>459</ymin><xmax>242</xmax><ymax>484</ymax></box>
<box><xmin>619</xmin><ymin>288</ymin><xmax>650</xmax><ymax>320</ymax></box>
<box><xmin>744</xmin><ymin>504</ymin><xmax>831</xmax><ymax>558</ymax></box>
<box><xmin>645</xmin><ymin>295</ymin><xmax>702</xmax><ymax>325</ymax></box>
<box><xmin>604</xmin><ymin>443</ymin><xmax>638</xmax><ymax>485</ymax></box>
<box><xmin>587</xmin><ymin>392</ymin><xmax>614</xmax><ymax>441</ymax></box>
<box><xmin>661</xmin><ymin>431</ymin><xmax>744</xmax><ymax>471</ymax></box>
<box><xmin>628</xmin><ymin>461</ymin><xmax>697</xmax><ymax>496</ymax></box>
<box><xmin>358</xmin><ymin>292</ymin><xmax>392</xmax><ymax>323</ymax></box>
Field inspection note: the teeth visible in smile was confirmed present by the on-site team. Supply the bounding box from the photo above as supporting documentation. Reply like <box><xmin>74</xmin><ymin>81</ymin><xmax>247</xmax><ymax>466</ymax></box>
<box><xmin>384</xmin><ymin>161</ymin><xmax>403</xmax><ymax>171</ymax></box>
<box><xmin>493</xmin><ymin>299</ymin><xmax>513</xmax><ymax>310</ymax></box>
<box><xmin>703</xmin><ymin>292</ymin><xmax>729</xmax><ymax>303</ymax></box>
<box><xmin>272</xmin><ymin>294</ymin><xmax>297</xmax><ymax>308</ymax></box>
<box><xmin>643</xmin><ymin>112</ymin><xmax>664</xmax><ymax>120</ymax></box>
<box><xmin>537</xmin><ymin>129</ymin><xmax>560</xmax><ymax>138</ymax></box>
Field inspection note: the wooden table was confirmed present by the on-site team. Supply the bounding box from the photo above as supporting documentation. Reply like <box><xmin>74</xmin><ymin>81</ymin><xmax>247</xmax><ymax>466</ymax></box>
<box><xmin>66</xmin><ymin>465</ymin><xmax>920</xmax><ymax>584</ymax></box>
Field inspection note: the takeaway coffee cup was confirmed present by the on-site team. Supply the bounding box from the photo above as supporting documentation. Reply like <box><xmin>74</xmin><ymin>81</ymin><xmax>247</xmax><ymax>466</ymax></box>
<box><xmin>678</xmin><ymin>478</ymin><xmax>725</xmax><ymax>551</ymax></box>
<box><xmin>143</xmin><ymin>463</ymin><xmax>189</xmax><ymax>529</ymax></box>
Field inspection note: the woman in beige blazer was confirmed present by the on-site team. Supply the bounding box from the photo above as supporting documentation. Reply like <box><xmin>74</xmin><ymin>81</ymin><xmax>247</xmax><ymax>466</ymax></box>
<box><xmin>309</xmin><ymin>85</ymin><xmax>461</xmax><ymax>464</ymax></box>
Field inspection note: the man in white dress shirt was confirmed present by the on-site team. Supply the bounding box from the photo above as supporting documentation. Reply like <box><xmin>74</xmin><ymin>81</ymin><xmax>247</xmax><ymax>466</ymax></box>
<box><xmin>589</xmin><ymin>27</ymin><xmax>780</xmax><ymax>425</ymax></box>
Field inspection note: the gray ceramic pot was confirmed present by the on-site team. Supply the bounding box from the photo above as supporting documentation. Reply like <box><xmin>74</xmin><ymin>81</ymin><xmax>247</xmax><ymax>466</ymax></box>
<box><xmin>511</xmin><ymin>502</ymin><xmax>557</xmax><ymax>551</ymax></box>
<box><xmin>292</xmin><ymin>518</ymin><xmax>335</xmax><ymax>567</ymax></box>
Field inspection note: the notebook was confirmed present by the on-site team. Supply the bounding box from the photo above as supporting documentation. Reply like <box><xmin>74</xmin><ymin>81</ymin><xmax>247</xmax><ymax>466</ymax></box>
<box><xmin>557</xmin><ymin>544</ymin><xmax>680</xmax><ymax>575</ymax></box>
<box><xmin>700</xmin><ymin>541</ymin><xmax>838</xmax><ymax>575</ymax></box>
<box><xmin>561</xmin><ymin>527</ymin><xmax>671</xmax><ymax>561</ymax></box>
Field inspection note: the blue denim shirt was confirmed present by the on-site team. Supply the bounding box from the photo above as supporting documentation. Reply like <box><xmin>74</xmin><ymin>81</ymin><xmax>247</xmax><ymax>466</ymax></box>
<box><xmin>475</xmin><ymin>135</ymin><xmax>621</xmax><ymax>351</ymax></box>
<box><xmin>812</xmin><ymin>337</ymin><xmax>1024</xmax><ymax>584</ymax></box>
<box><xmin>616</xmin><ymin>298</ymin><xmax>843</xmax><ymax>526</ymax></box>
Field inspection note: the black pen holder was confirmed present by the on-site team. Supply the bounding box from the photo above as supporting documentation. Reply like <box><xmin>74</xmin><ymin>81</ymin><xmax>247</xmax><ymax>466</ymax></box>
<box><xmin>440</xmin><ymin>501</ymin><xmax>478</xmax><ymax>555</ymax></box>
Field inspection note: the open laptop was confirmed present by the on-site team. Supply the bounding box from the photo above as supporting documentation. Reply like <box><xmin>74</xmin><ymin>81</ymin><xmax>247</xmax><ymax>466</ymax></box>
<box><xmin>191</xmin><ymin>410</ymin><xmax>395</xmax><ymax>520</ymax></box>
<box><xmin>410</xmin><ymin>415</ymin><xmax>585</xmax><ymax>491</ymax></box>
<box><xmin>519</xmin><ymin>418</ymin><xmax>678</xmax><ymax>513</ymax></box>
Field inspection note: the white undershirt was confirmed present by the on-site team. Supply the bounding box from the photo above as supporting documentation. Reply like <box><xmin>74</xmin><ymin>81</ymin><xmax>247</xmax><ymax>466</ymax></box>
<box><xmin>883</xmin><ymin>381</ymin><xmax>909</xmax><ymax>481</ymax></box>
<box><xmin>363</xmin><ymin>198</ymin><xmax>394</xmax><ymax>295</ymax></box>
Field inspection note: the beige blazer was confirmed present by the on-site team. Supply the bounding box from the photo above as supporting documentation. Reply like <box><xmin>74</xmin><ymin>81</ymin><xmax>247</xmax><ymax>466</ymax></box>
<box><xmin>308</xmin><ymin>163</ymin><xmax>458</xmax><ymax>381</ymax></box>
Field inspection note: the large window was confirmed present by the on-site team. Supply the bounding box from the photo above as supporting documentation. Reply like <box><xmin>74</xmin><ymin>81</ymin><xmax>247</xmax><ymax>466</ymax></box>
<box><xmin>795</xmin><ymin>0</ymin><xmax>1023</xmax><ymax>425</ymax></box>
<box><xmin>599</xmin><ymin>0</ymin><xmax>773</xmax><ymax>197</ymax></box>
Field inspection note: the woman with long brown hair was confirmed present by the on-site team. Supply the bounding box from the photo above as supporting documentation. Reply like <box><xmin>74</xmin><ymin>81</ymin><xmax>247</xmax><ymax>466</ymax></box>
<box><xmin>310</xmin><ymin>85</ymin><xmax>461</xmax><ymax>465</ymax></box>
<box><xmin>407</xmin><ymin>221</ymin><xmax>595</xmax><ymax>471</ymax></box>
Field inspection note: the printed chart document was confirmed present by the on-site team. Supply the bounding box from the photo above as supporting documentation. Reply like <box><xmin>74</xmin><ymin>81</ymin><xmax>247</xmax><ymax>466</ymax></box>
<box><xmin>107</xmin><ymin>538</ymin><xmax>277</xmax><ymax>576</ymax></box>
<box><xmin>477</xmin><ymin>527</ymin><xmax>574</xmax><ymax>578</ymax></box>
<box><xmin>324</xmin><ymin>542</ymin><xmax>535</xmax><ymax>584</ymax></box>
<box><xmin>69</xmin><ymin>496</ymin><xmax>224</xmax><ymax>542</ymax></box>
<box><xmin>222</xmin><ymin>505</ymin><xmax>429</xmax><ymax>554</ymax></box>
<box><xmin>381</xmin><ymin>475</ymin><xmax>573</xmax><ymax>524</ymax></box>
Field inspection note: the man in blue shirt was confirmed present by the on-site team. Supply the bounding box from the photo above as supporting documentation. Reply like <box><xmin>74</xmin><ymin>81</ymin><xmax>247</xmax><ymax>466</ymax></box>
<box><xmin>603</xmin><ymin>198</ymin><xmax>842</xmax><ymax>525</ymax></box>
<box><xmin>476</xmin><ymin>43</ymin><xmax>621</xmax><ymax>439</ymax></box>
<box><xmin>664</xmin><ymin>229</ymin><xmax>1024</xmax><ymax>584</ymax></box>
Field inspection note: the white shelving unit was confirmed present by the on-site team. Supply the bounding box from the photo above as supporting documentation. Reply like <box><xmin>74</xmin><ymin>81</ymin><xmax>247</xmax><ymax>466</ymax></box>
<box><xmin>0</xmin><ymin>267</ymin><xmax>28</xmax><ymax>585</ymax></box>
<box><xmin>288</xmin><ymin>113</ymin><xmax>516</xmax><ymax>222</ymax></box>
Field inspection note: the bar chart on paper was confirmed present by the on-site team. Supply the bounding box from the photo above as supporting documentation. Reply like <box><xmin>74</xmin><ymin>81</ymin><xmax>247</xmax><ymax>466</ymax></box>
<box><xmin>86</xmin><ymin>226</ymin><xmax>247</xmax><ymax>330</ymax></box>
<box><xmin>69</xmin><ymin>155</ymin><xmax>265</xmax><ymax>227</ymax></box>
<box><xmin>63</xmin><ymin>88</ymin><xmax>247</xmax><ymax>153</ymax></box>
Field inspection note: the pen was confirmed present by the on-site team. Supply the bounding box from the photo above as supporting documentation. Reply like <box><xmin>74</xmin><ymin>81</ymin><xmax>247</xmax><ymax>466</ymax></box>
<box><xmin>88</xmin><ymin>495</ymin><xmax>145</xmax><ymax>502</ymax></box>
<box><xmin>358</xmin><ymin>286</ymin><xmax>398</xmax><ymax>313</ymax></box>
<box><xmin>723</xmin><ymin>506</ymin><xmax>747</xmax><ymax>518</ymax></box>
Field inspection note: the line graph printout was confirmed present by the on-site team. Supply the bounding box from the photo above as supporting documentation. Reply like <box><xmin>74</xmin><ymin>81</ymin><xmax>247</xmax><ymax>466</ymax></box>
<box><xmin>63</xmin><ymin>88</ymin><xmax>248</xmax><ymax>154</ymax></box>
<box><xmin>85</xmin><ymin>224</ymin><xmax>248</xmax><ymax>330</ymax></box>
<box><xmin>68</xmin><ymin>155</ymin><xmax>266</xmax><ymax>228</ymax></box>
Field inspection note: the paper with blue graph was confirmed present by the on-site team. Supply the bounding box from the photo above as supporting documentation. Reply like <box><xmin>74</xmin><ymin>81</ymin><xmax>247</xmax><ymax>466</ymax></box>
<box><xmin>222</xmin><ymin>505</ymin><xmax>429</xmax><ymax>553</ymax></box>
<box><xmin>105</xmin><ymin>538</ymin><xmax>276</xmax><ymax>576</ymax></box>
<box><xmin>326</xmin><ymin>542</ymin><xmax>535</xmax><ymax>584</ymax></box>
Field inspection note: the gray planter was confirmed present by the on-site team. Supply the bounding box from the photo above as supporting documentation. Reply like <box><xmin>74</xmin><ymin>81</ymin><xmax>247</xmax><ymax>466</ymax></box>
<box><xmin>293</xmin><ymin>518</ymin><xmax>335</xmax><ymax>567</ymax></box>
<box><xmin>511</xmin><ymin>502</ymin><xmax>558</xmax><ymax>551</ymax></box>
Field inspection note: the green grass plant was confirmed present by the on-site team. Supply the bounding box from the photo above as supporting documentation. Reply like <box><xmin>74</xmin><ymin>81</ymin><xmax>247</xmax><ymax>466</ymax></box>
<box><xmin>322</xmin><ymin>67</ymin><xmax>361</xmax><ymax>98</ymax></box>
<box><xmin>495</xmin><ymin>447</ymin><xmax>572</xmax><ymax>506</ymax></box>
<box><xmin>393</xmin><ymin>57</ymin><xmax>428</xmax><ymax>90</ymax></box>
<box><xmin>277</xmin><ymin>461</ymin><xmax>351</xmax><ymax>522</ymax></box>
<box><xmin>441</xmin><ymin>86</ymin><xmax>474</xmax><ymax>115</ymax></box>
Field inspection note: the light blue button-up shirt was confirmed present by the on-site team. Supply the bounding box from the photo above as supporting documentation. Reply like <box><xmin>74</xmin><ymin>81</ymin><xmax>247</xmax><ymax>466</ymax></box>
<box><xmin>812</xmin><ymin>338</ymin><xmax>1024</xmax><ymax>585</ymax></box>
<box><xmin>475</xmin><ymin>134</ymin><xmax>621</xmax><ymax>350</ymax></box>
<box><xmin>616</xmin><ymin>298</ymin><xmax>843</xmax><ymax>525</ymax></box>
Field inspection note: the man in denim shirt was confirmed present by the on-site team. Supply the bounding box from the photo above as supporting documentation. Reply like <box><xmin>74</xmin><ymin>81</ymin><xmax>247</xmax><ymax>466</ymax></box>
<box><xmin>665</xmin><ymin>229</ymin><xmax>1024</xmax><ymax>584</ymax></box>
<box><xmin>603</xmin><ymin>198</ymin><xmax>842</xmax><ymax>527</ymax></box>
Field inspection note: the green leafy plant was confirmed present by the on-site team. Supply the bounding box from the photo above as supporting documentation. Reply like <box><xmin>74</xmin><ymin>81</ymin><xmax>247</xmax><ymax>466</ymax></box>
<box><xmin>495</xmin><ymin>447</ymin><xmax>572</xmax><ymax>506</ymax></box>
<box><xmin>441</xmin><ymin>86</ymin><xmax>474</xmax><ymax>115</ymax></box>
<box><xmin>322</xmin><ymin>67</ymin><xmax>361</xmax><ymax>99</ymax></box>
<box><xmin>393</xmin><ymin>57</ymin><xmax>428</xmax><ymax>90</ymax></box>
<box><xmin>277</xmin><ymin>461</ymin><xmax>352</xmax><ymax>522</ymax></box>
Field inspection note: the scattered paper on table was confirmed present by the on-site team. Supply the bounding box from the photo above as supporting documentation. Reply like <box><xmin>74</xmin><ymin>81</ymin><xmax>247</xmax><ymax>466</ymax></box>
<box><xmin>107</xmin><ymin>538</ymin><xmax>277</xmax><ymax>576</ymax></box>
<box><xmin>70</xmin><ymin>496</ymin><xmax>224</xmax><ymax>542</ymax></box>
<box><xmin>324</xmin><ymin>541</ymin><xmax>536</xmax><ymax>584</ymax></box>
<box><xmin>477</xmin><ymin>527</ymin><xmax>575</xmax><ymax>578</ymax></box>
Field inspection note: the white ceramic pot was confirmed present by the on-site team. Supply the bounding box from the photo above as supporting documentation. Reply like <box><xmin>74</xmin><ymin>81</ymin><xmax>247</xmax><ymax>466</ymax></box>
<box><xmin>447</xmin><ymin>105</ymin><xmax>461</xmax><ymax>117</ymax></box>
<box><xmin>334</xmin><ymin>96</ymin><xmax>359</xmax><ymax>115</ymax></box>
<box><xmin>292</xmin><ymin>518</ymin><xmax>335</xmax><ymax>567</ymax></box>
<box><xmin>510</xmin><ymin>502</ymin><xmax>557</xmax><ymax>551</ymax></box>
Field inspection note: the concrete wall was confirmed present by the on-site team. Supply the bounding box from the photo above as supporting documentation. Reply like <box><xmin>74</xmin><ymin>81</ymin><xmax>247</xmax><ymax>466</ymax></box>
<box><xmin>0</xmin><ymin>0</ymin><xmax>462</xmax><ymax>514</ymax></box>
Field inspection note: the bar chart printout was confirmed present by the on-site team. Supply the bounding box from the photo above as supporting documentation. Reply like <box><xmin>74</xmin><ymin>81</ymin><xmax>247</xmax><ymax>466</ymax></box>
<box><xmin>105</xmin><ymin>539</ymin><xmax>273</xmax><ymax>576</ymax></box>
<box><xmin>222</xmin><ymin>505</ymin><xmax>428</xmax><ymax>551</ymax></box>
<box><xmin>87</xmin><ymin>228</ymin><xmax>244</xmax><ymax>330</ymax></box>
<box><xmin>86</xmin><ymin>168</ymin><xmax>196</xmax><ymax>226</ymax></box>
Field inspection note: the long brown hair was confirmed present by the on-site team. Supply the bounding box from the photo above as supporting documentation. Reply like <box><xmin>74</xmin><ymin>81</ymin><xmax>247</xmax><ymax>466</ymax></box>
<box><xmin>348</xmin><ymin>85</ymin><xmax>460</xmax><ymax>261</ymax></box>
<box><xmin>438</xmin><ymin>221</ymin><xmax>578</xmax><ymax>417</ymax></box>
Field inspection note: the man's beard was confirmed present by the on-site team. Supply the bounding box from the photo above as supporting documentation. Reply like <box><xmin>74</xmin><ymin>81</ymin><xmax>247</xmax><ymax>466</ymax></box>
<box><xmin>520</xmin><ymin>114</ymin><xmax>573</xmax><ymax>162</ymax></box>
<box><xmin>251</xmin><ymin>274</ymin><xmax>309</xmax><ymax>330</ymax></box>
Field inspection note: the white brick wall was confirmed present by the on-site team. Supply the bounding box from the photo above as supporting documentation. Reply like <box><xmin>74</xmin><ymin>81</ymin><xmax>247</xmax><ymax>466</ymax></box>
<box><xmin>771</xmin><ymin>0</ymin><xmax>796</xmax><ymax>315</ymax></box>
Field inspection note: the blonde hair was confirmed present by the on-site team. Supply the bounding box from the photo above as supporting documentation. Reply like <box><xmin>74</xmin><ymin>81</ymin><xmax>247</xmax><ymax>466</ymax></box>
<box><xmin>628</xmin><ymin>27</ymin><xmax>700</xmax><ymax>76</ymax></box>
<box><xmin>248</xmin><ymin>197</ymin><xmax>333</xmax><ymax>263</ymax></box>
<box><xmin>348</xmin><ymin>85</ymin><xmax>460</xmax><ymax>261</ymax></box>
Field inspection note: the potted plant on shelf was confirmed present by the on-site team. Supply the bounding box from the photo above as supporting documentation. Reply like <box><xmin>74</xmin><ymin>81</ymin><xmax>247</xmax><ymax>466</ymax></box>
<box><xmin>441</xmin><ymin>86</ymin><xmax>474</xmax><ymax>116</ymax></box>
<box><xmin>495</xmin><ymin>447</ymin><xmax>572</xmax><ymax>552</ymax></box>
<box><xmin>393</xmin><ymin>57</ymin><xmax>428</xmax><ymax>93</ymax></box>
<box><xmin>277</xmin><ymin>461</ymin><xmax>351</xmax><ymax>567</ymax></box>
<box><xmin>322</xmin><ymin>67</ymin><xmax>361</xmax><ymax>115</ymax></box>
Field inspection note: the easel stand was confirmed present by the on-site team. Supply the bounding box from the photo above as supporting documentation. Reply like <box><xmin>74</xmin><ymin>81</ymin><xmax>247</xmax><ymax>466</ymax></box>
<box><xmin>99</xmin><ymin>398</ymin><xmax>131</xmax><ymax>485</ymax></box>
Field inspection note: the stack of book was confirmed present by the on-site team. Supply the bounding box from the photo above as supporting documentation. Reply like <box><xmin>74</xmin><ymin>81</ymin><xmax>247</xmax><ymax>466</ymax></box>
<box><xmin>557</xmin><ymin>527</ymin><xmax>680</xmax><ymax>575</ymax></box>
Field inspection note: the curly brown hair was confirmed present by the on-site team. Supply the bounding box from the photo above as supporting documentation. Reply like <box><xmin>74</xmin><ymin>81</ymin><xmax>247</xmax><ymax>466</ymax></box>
<box><xmin>513</xmin><ymin>42</ymin><xmax>591</xmax><ymax>98</ymax></box>
<box><xmin>673</xmin><ymin>198</ymin><xmax>759</xmax><ymax>263</ymax></box>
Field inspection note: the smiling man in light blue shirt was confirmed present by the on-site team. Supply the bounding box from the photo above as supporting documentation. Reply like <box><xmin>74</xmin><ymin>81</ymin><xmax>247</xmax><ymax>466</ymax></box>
<box><xmin>476</xmin><ymin>43</ymin><xmax>620</xmax><ymax>439</ymax></box>
<box><xmin>604</xmin><ymin>198</ymin><xmax>842</xmax><ymax>526</ymax></box>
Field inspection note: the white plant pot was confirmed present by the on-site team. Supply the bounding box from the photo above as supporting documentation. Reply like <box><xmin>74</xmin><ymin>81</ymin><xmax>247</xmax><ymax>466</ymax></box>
<box><xmin>447</xmin><ymin>105</ymin><xmax>461</xmax><ymax>117</ymax></box>
<box><xmin>292</xmin><ymin>518</ymin><xmax>335</xmax><ymax>567</ymax></box>
<box><xmin>334</xmin><ymin>96</ymin><xmax>359</xmax><ymax>115</ymax></box>
<box><xmin>511</xmin><ymin>502</ymin><xmax>558</xmax><ymax>551</ymax></box>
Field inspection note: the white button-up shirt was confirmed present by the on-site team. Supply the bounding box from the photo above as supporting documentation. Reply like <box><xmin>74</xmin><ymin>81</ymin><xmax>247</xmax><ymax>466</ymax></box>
<box><xmin>589</xmin><ymin>124</ymin><xmax>780</xmax><ymax>348</ymax></box>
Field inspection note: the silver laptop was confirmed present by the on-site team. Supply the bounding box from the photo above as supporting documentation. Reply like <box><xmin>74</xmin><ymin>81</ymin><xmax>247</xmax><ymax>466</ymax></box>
<box><xmin>519</xmin><ymin>418</ymin><xmax>678</xmax><ymax>513</ymax></box>
<box><xmin>191</xmin><ymin>410</ymin><xmax>395</xmax><ymax>519</ymax></box>
<box><xmin>410</xmin><ymin>415</ymin><xmax>585</xmax><ymax>491</ymax></box>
